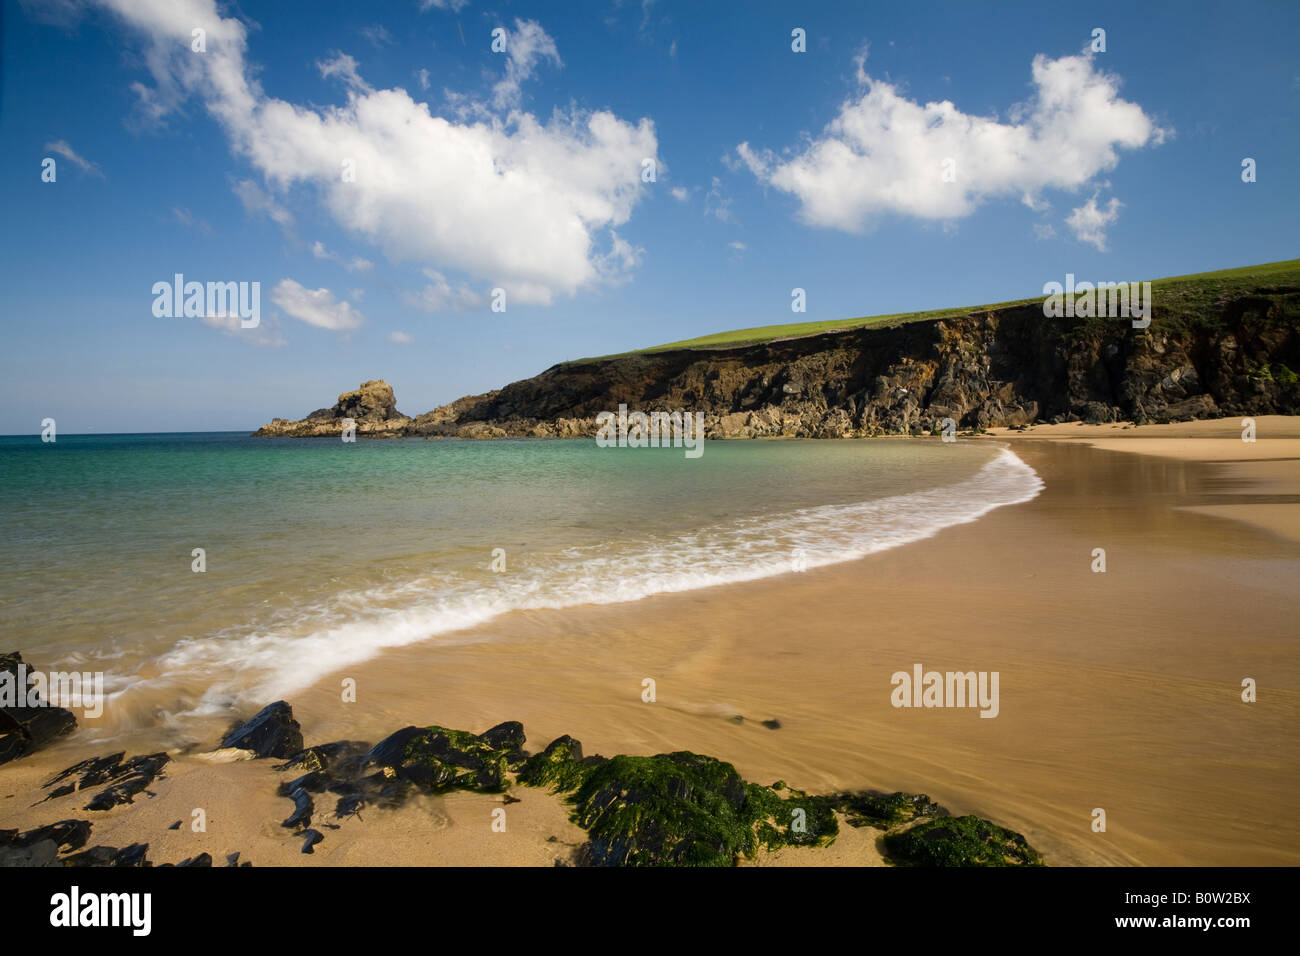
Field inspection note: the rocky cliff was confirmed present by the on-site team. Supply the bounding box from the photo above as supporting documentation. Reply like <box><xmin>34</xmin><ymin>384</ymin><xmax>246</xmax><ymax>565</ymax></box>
<box><xmin>255</xmin><ymin>275</ymin><xmax>1300</xmax><ymax>439</ymax></box>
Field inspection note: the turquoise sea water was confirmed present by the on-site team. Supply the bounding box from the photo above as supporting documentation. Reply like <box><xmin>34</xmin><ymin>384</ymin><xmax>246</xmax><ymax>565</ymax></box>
<box><xmin>0</xmin><ymin>433</ymin><xmax>1040</xmax><ymax>739</ymax></box>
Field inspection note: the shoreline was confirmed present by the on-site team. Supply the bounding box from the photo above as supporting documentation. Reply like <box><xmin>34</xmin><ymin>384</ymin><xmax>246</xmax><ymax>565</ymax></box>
<box><xmin>3</xmin><ymin>417</ymin><xmax>1298</xmax><ymax>866</ymax></box>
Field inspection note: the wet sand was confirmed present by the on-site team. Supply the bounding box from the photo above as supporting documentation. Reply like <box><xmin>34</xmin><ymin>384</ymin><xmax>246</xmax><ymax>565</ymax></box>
<box><xmin>4</xmin><ymin>418</ymin><xmax>1298</xmax><ymax>866</ymax></box>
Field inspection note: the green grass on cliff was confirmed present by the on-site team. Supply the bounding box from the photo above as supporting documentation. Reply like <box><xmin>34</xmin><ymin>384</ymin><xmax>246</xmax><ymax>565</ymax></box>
<box><xmin>575</xmin><ymin>258</ymin><xmax>1298</xmax><ymax>363</ymax></box>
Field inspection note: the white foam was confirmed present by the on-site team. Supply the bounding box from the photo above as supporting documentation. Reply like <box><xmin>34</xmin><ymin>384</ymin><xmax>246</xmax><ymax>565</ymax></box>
<box><xmin>110</xmin><ymin>445</ymin><xmax>1042</xmax><ymax>727</ymax></box>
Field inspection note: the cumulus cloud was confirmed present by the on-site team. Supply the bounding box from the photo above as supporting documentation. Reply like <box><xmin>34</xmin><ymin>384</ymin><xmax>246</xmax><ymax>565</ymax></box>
<box><xmin>737</xmin><ymin>51</ymin><xmax>1165</xmax><ymax>233</ymax></box>
<box><xmin>44</xmin><ymin>139</ymin><xmax>103</xmax><ymax>177</ymax></box>
<box><xmin>491</xmin><ymin>19</ymin><xmax>562</xmax><ymax>109</ymax></box>
<box><xmin>388</xmin><ymin>330</ymin><xmax>414</xmax><ymax>344</ymax></box>
<box><xmin>405</xmin><ymin>268</ymin><xmax>489</xmax><ymax>312</ymax></box>
<box><xmin>670</xmin><ymin>185</ymin><xmax>688</xmax><ymax>201</ymax></box>
<box><xmin>88</xmin><ymin>0</ymin><xmax>657</xmax><ymax>306</ymax></box>
<box><xmin>272</xmin><ymin>279</ymin><xmax>364</xmax><ymax>330</ymax></box>
<box><xmin>1066</xmin><ymin>194</ymin><xmax>1122</xmax><ymax>251</ymax></box>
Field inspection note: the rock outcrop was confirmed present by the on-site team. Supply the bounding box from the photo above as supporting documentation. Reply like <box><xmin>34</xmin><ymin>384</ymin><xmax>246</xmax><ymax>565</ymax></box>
<box><xmin>256</xmin><ymin>277</ymin><xmax>1300</xmax><ymax>439</ymax></box>
<box><xmin>1</xmin><ymin>652</ymin><xmax>78</xmax><ymax>765</ymax></box>
<box><xmin>254</xmin><ymin>379</ymin><xmax>411</xmax><ymax>437</ymax></box>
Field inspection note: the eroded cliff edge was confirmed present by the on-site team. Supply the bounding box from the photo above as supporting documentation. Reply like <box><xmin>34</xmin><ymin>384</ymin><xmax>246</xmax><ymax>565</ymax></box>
<box><xmin>255</xmin><ymin>284</ymin><xmax>1300</xmax><ymax>439</ymax></box>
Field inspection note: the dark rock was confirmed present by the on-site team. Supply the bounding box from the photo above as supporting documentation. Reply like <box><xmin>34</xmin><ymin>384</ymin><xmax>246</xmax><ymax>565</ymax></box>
<box><xmin>276</xmin><ymin>740</ymin><xmax>370</xmax><ymax>775</ymax></box>
<box><xmin>176</xmin><ymin>852</ymin><xmax>212</xmax><ymax>867</ymax></box>
<box><xmin>363</xmin><ymin>726</ymin><xmax>425</xmax><ymax>768</ymax></box>
<box><xmin>301</xmin><ymin>829</ymin><xmax>323</xmax><ymax>854</ymax></box>
<box><xmin>62</xmin><ymin>843</ymin><xmax>150</xmax><ymax>867</ymax></box>
<box><xmin>478</xmin><ymin>720</ymin><xmax>525</xmax><ymax>753</ymax></box>
<box><xmin>220</xmin><ymin>701</ymin><xmax>303</xmax><ymax>759</ymax></box>
<box><xmin>80</xmin><ymin>755</ymin><xmax>170</xmax><ymax>811</ymax></box>
<box><xmin>761</xmin><ymin>719</ymin><xmax>781</xmax><ymax>730</ymax></box>
<box><xmin>44</xmin><ymin>752</ymin><xmax>125</xmax><ymax>791</ymax></box>
<box><xmin>0</xmin><ymin>820</ymin><xmax>90</xmax><ymax>867</ymax></box>
<box><xmin>0</xmin><ymin>652</ymin><xmax>79</xmax><ymax>765</ymax></box>
<box><xmin>282</xmin><ymin>787</ymin><xmax>314</xmax><ymax>830</ymax></box>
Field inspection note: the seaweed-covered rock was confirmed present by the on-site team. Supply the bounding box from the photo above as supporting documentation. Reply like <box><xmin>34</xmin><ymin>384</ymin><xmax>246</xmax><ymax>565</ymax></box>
<box><xmin>835</xmin><ymin>791</ymin><xmax>946</xmax><ymax>828</ymax></box>
<box><xmin>478</xmin><ymin>720</ymin><xmax>526</xmax><ymax>755</ymax></box>
<box><xmin>883</xmin><ymin>815</ymin><xmax>1043</xmax><ymax>867</ymax></box>
<box><xmin>220</xmin><ymin>701</ymin><xmax>303</xmax><ymax>759</ymax></box>
<box><xmin>517</xmin><ymin>735</ymin><xmax>598</xmax><ymax>792</ymax></box>
<box><xmin>566</xmin><ymin>752</ymin><xmax>837</xmax><ymax>866</ymax></box>
<box><xmin>368</xmin><ymin>724</ymin><xmax>524</xmax><ymax>793</ymax></box>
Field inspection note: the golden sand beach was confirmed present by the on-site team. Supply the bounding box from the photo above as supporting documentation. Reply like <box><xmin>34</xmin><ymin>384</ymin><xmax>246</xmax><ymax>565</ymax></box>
<box><xmin>4</xmin><ymin>417</ymin><xmax>1298</xmax><ymax>866</ymax></box>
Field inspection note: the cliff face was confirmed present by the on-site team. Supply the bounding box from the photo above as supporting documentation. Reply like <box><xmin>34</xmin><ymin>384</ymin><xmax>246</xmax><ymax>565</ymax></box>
<box><xmin>255</xmin><ymin>286</ymin><xmax>1300</xmax><ymax>439</ymax></box>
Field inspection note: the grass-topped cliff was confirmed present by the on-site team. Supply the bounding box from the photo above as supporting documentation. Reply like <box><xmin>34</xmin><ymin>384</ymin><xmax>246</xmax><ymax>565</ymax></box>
<box><xmin>256</xmin><ymin>258</ymin><xmax>1300</xmax><ymax>439</ymax></box>
<box><xmin>599</xmin><ymin>259</ymin><xmax>1300</xmax><ymax>357</ymax></box>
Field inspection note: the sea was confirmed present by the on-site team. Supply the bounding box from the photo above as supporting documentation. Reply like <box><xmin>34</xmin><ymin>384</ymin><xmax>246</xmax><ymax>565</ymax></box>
<box><xmin>0</xmin><ymin>432</ymin><xmax>1041</xmax><ymax>742</ymax></box>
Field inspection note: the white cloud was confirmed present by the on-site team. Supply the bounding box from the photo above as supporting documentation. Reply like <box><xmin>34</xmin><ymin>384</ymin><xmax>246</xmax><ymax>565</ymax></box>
<box><xmin>738</xmin><ymin>52</ymin><xmax>1165</xmax><ymax>233</ymax></box>
<box><xmin>202</xmin><ymin>312</ymin><xmax>286</xmax><ymax>346</ymax></box>
<box><xmin>312</xmin><ymin>241</ymin><xmax>375</xmax><ymax>272</ymax></box>
<box><xmin>1066</xmin><ymin>194</ymin><xmax>1122</xmax><ymax>251</ymax></box>
<box><xmin>728</xmin><ymin>240</ymin><xmax>746</xmax><ymax>260</ymax></box>
<box><xmin>44</xmin><ymin>139</ymin><xmax>103</xmax><ymax>177</ymax></box>
<box><xmin>389</xmin><ymin>330</ymin><xmax>414</xmax><ymax>344</ymax></box>
<box><xmin>89</xmin><ymin>0</ymin><xmax>657</xmax><ymax>305</ymax></box>
<box><xmin>233</xmin><ymin>178</ymin><xmax>293</xmax><ymax>227</ymax></box>
<box><xmin>491</xmin><ymin>19</ymin><xmax>562</xmax><ymax>109</ymax></box>
<box><xmin>1033</xmin><ymin>222</ymin><xmax>1057</xmax><ymax>240</ymax></box>
<box><xmin>272</xmin><ymin>279</ymin><xmax>365</xmax><ymax>330</ymax></box>
<box><xmin>406</xmin><ymin>268</ymin><xmax>488</xmax><ymax>312</ymax></box>
<box><xmin>420</xmin><ymin>0</ymin><xmax>469</xmax><ymax>11</ymax></box>
<box><xmin>172</xmin><ymin>205</ymin><xmax>211</xmax><ymax>233</ymax></box>
<box><xmin>704</xmin><ymin>176</ymin><xmax>733</xmax><ymax>223</ymax></box>
<box><xmin>415</xmin><ymin>68</ymin><xmax>431</xmax><ymax>91</ymax></box>
<box><xmin>360</xmin><ymin>24</ymin><xmax>392</xmax><ymax>48</ymax></box>
<box><xmin>318</xmin><ymin>51</ymin><xmax>372</xmax><ymax>94</ymax></box>
<box><xmin>670</xmin><ymin>185</ymin><xmax>688</xmax><ymax>201</ymax></box>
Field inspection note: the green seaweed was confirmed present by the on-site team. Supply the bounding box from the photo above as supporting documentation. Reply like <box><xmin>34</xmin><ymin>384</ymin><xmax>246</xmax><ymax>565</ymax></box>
<box><xmin>554</xmin><ymin>752</ymin><xmax>837</xmax><ymax>866</ymax></box>
<box><xmin>836</xmin><ymin>791</ymin><xmax>944</xmax><ymax>829</ymax></box>
<box><xmin>883</xmin><ymin>814</ymin><xmax>1043</xmax><ymax>867</ymax></box>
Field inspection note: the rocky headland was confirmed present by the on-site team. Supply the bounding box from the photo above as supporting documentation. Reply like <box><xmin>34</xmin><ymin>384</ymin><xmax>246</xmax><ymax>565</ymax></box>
<box><xmin>254</xmin><ymin>267</ymin><xmax>1299</xmax><ymax>440</ymax></box>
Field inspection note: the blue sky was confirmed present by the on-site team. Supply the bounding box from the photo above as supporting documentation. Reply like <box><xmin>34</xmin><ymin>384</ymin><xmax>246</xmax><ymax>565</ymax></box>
<box><xmin>2</xmin><ymin>0</ymin><xmax>1297</xmax><ymax>432</ymax></box>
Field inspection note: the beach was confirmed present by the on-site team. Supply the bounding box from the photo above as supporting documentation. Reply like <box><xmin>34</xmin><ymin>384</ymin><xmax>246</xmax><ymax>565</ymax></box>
<box><xmin>3</xmin><ymin>417</ymin><xmax>1298</xmax><ymax>866</ymax></box>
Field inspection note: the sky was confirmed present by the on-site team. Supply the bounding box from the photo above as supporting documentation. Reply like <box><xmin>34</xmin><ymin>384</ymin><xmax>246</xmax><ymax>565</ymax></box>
<box><xmin>1</xmin><ymin>0</ymin><xmax>1297</xmax><ymax>433</ymax></box>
